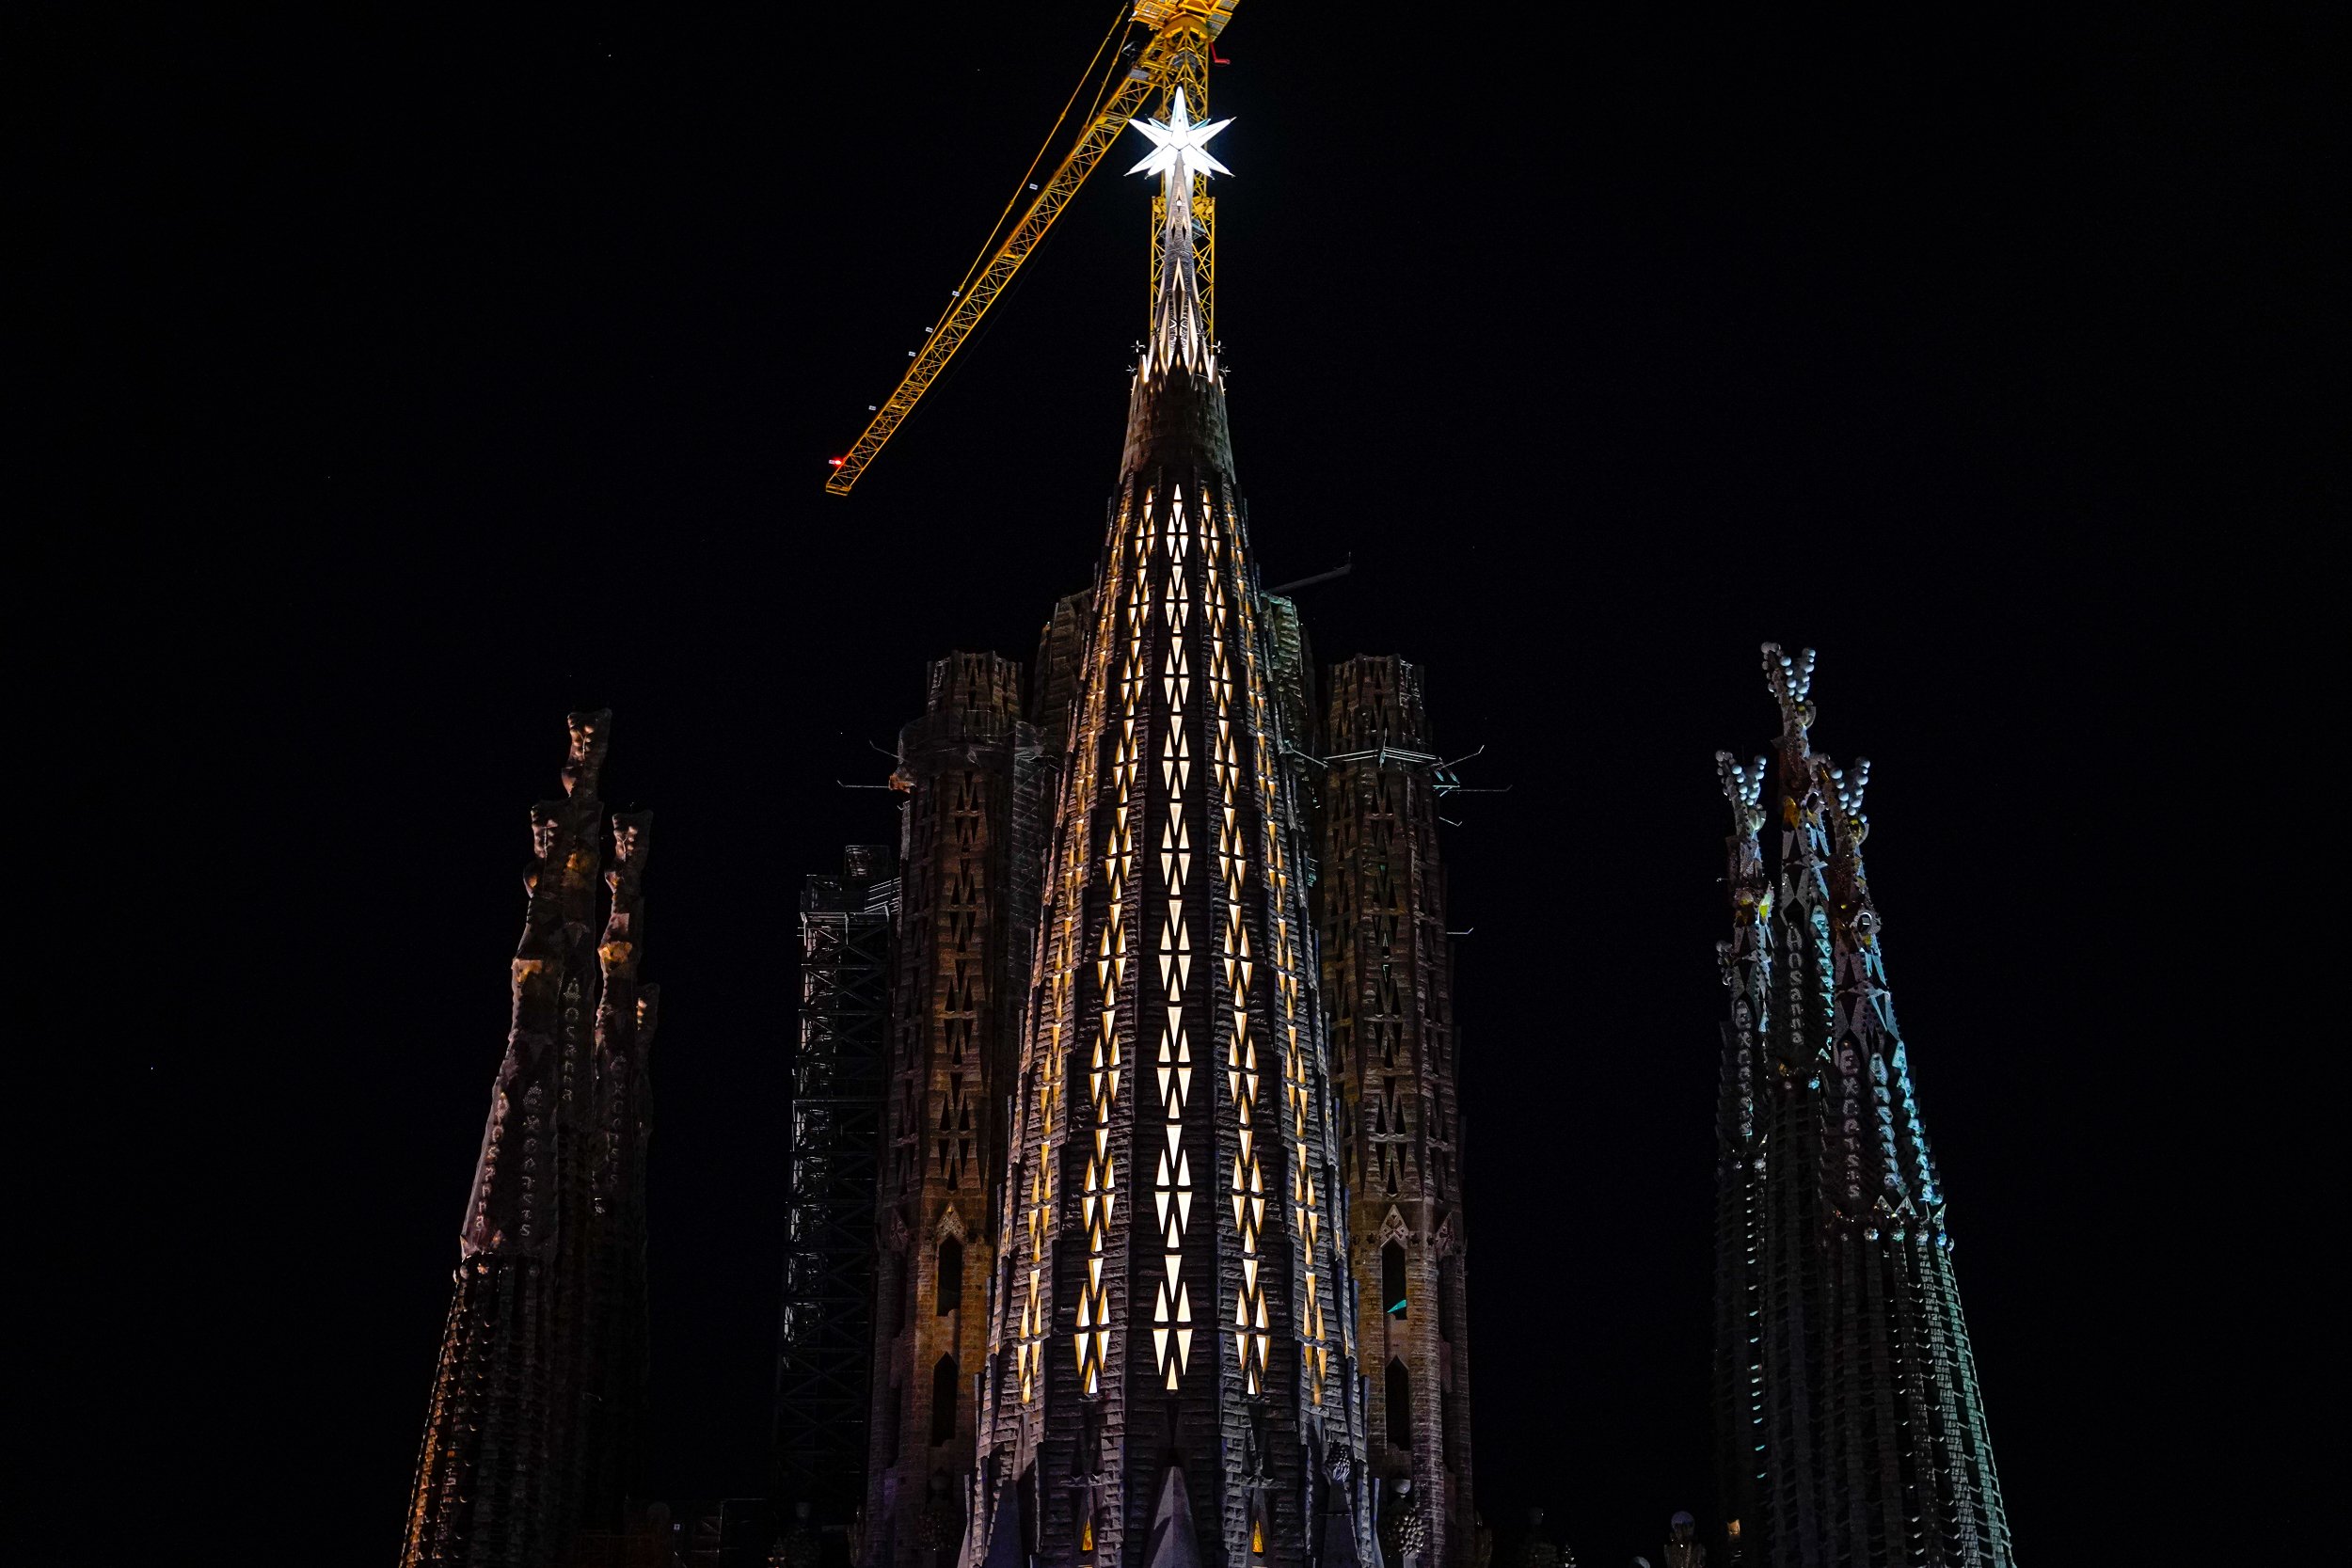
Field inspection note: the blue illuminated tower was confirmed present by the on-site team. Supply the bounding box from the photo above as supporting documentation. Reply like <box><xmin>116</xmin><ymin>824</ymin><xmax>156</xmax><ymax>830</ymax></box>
<box><xmin>1712</xmin><ymin>647</ymin><xmax>2012</xmax><ymax>1568</ymax></box>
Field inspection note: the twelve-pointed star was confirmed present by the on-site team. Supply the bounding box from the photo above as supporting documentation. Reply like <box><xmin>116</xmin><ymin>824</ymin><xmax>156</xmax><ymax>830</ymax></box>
<box><xmin>1126</xmin><ymin>88</ymin><xmax>1232</xmax><ymax>183</ymax></box>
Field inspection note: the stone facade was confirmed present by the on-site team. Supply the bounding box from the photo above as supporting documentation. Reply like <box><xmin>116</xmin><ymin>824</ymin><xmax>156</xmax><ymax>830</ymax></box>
<box><xmin>866</xmin><ymin>654</ymin><xmax>1044</xmax><ymax>1568</ymax></box>
<box><xmin>1319</xmin><ymin>657</ymin><xmax>1474</xmax><ymax>1568</ymax></box>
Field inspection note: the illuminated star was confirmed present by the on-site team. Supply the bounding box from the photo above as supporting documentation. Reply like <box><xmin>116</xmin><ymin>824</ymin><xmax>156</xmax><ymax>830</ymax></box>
<box><xmin>1126</xmin><ymin>88</ymin><xmax>1232</xmax><ymax>183</ymax></box>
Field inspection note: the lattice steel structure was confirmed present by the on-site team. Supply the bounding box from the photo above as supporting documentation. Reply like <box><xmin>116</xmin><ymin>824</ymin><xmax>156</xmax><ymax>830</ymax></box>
<box><xmin>402</xmin><ymin>712</ymin><xmax>659</xmax><ymax>1568</ymax></box>
<box><xmin>779</xmin><ymin>846</ymin><xmax>901</xmax><ymax>1530</ymax></box>
<box><xmin>865</xmin><ymin>656</ymin><xmax>1046</xmax><ymax>1568</ymax></box>
<box><xmin>1711</xmin><ymin>646</ymin><xmax>2011</xmax><ymax>1568</ymax></box>
<box><xmin>824</xmin><ymin>1</ymin><xmax>1238</xmax><ymax>495</ymax></box>
<box><xmin>959</xmin><ymin>124</ymin><xmax>1376</xmax><ymax>1568</ymax></box>
<box><xmin>1318</xmin><ymin>658</ymin><xmax>1473</xmax><ymax>1568</ymax></box>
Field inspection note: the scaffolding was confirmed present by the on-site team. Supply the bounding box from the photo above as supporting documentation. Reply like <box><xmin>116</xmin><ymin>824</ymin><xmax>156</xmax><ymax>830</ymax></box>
<box><xmin>775</xmin><ymin>845</ymin><xmax>899</xmax><ymax>1534</ymax></box>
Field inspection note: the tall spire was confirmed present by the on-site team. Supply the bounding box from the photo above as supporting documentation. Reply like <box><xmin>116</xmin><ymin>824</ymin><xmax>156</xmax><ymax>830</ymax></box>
<box><xmin>859</xmin><ymin>653</ymin><xmax>1043</xmax><ymax>1568</ymax></box>
<box><xmin>403</xmin><ymin>713</ymin><xmax>658</xmax><ymax>1567</ymax></box>
<box><xmin>1120</xmin><ymin>89</ymin><xmax>1234</xmax><ymax>486</ymax></box>
<box><xmin>961</xmin><ymin>88</ymin><xmax>1375</xmax><ymax>1568</ymax></box>
<box><xmin>1319</xmin><ymin>657</ymin><xmax>1480</xmax><ymax>1568</ymax></box>
<box><xmin>1710</xmin><ymin>648</ymin><xmax>2011</xmax><ymax>1568</ymax></box>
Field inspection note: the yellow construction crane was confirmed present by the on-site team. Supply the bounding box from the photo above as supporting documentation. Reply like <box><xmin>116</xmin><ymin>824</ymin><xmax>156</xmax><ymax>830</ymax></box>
<box><xmin>824</xmin><ymin>0</ymin><xmax>1240</xmax><ymax>496</ymax></box>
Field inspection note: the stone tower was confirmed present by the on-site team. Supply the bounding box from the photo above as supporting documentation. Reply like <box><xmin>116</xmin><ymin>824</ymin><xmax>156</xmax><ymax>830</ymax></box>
<box><xmin>866</xmin><ymin>652</ymin><xmax>1047</xmax><ymax>1568</ymax></box>
<box><xmin>1711</xmin><ymin>646</ymin><xmax>2012</xmax><ymax>1567</ymax></box>
<box><xmin>401</xmin><ymin>712</ymin><xmax>657</xmax><ymax>1567</ymax></box>
<box><xmin>961</xmin><ymin>92</ymin><xmax>1377</xmax><ymax>1568</ymax></box>
<box><xmin>1318</xmin><ymin>657</ymin><xmax>1473</xmax><ymax>1567</ymax></box>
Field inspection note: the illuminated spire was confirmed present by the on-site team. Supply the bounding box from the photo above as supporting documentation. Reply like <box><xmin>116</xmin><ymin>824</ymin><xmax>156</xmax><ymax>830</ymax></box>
<box><xmin>1129</xmin><ymin>88</ymin><xmax>1228</xmax><ymax>379</ymax></box>
<box><xmin>962</xmin><ymin>81</ymin><xmax>1374</xmax><ymax>1568</ymax></box>
<box><xmin>1711</xmin><ymin>648</ymin><xmax>2013</xmax><ymax>1568</ymax></box>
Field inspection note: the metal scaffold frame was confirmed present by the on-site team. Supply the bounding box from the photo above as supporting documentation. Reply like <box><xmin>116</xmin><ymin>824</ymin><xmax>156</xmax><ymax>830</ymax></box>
<box><xmin>775</xmin><ymin>857</ymin><xmax>899</xmax><ymax>1521</ymax></box>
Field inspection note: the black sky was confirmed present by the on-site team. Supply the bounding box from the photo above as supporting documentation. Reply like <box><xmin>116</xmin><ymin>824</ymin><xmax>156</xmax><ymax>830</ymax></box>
<box><xmin>48</xmin><ymin>3</ymin><xmax>2328</xmax><ymax>1563</ymax></box>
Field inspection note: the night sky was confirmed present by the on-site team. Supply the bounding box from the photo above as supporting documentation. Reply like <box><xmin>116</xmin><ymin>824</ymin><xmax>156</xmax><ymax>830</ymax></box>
<box><xmin>55</xmin><ymin>4</ymin><xmax>2320</xmax><ymax>1563</ymax></box>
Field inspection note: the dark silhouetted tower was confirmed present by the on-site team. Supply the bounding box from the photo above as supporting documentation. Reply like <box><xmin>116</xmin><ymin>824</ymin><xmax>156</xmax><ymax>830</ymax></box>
<box><xmin>401</xmin><ymin>712</ymin><xmax>657</xmax><ymax>1568</ymax></box>
<box><xmin>1712</xmin><ymin>647</ymin><xmax>2011</xmax><ymax>1568</ymax></box>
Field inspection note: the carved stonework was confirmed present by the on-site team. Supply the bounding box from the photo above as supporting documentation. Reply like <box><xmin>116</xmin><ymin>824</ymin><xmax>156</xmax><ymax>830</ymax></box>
<box><xmin>1322</xmin><ymin>654</ymin><xmax>1475</xmax><ymax>1565</ymax></box>
<box><xmin>1713</xmin><ymin>648</ymin><xmax>2013</xmax><ymax>1568</ymax></box>
<box><xmin>1380</xmin><ymin>1481</ymin><xmax>1432</xmax><ymax>1568</ymax></box>
<box><xmin>402</xmin><ymin>713</ymin><xmax>656</xmax><ymax>1568</ymax></box>
<box><xmin>863</xmin><ymin>651</ymin><xmax>1041</xmax><ymax>1567</ymax></box>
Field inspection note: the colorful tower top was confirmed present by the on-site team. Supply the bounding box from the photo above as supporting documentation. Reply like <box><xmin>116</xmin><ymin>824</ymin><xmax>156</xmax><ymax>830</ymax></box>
<box><xmin>963</xmin><ymin>102</ymin><xmax>1376</xmax><ymax>1568</ymax></box>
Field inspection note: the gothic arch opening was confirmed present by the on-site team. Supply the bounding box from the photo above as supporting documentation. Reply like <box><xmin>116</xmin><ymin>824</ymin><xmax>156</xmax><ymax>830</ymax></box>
<box><xmin>1383</xmin><ymin>1241</ymin><xmax>1408</xmax><ymax>1319</ymax></box>
<box><xmin>936</xmin><ymin>1235</ymin><xmax>963</xmax><ymax>1314</ymax></box>
<box><xmin>930</xmin><ymin>1353</ymin><xmax>959</xmax><ymax>1445</ymax></box>
<box><xmin>1386</xmin><ymin>1356</ymin><xmax>1412</xmax><ymax>1450</ymax></box>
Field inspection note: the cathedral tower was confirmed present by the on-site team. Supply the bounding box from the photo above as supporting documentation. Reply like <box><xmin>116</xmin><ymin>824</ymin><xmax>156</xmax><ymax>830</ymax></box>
<box><xmin>962</xmin><ymin>91</ymin><xmax>1377</xmax><ymax>1568</ymax></box>
<box><xmin>1711</xmin><ymin>646</ymin><xmax>2011</xmax><ymax>1568</ymax></box>
<box><xmin>1318</xmin><ymin>658</ymin><xmax>1473</xmax><ymax>1567</ymax></box>
<box><xmin>402</xmin><ymin>713</ymin><xmax>658</xmax><ymax>1568</ymax></box>
<box><xmin>866</xmin><ymin>653</ymin><xmax>1046</xmax><ymax>1568</ymax></box>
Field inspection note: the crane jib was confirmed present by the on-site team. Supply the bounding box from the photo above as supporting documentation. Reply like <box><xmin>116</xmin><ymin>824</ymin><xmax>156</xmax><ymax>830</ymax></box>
<box><xmin>823</xmin><ymin>6</ymin><xmax>1233</xmax><ymax>497</ymax></box>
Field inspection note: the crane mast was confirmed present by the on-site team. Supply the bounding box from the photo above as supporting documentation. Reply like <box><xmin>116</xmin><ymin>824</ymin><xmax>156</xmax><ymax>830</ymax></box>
<box><xmin>823</xmin><ymin>0</ymin><xmax>1238</xmax><ymax>497</ymax></box>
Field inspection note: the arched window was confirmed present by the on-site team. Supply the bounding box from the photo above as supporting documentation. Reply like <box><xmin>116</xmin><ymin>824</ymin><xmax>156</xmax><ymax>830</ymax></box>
<box><xmin>930</xmin><ymin>1353</ymin><xmax>959</xmax><ymax>1445</ymax></box>
<box><xmin>1383</xmin><ymin>1241</ymin><xmax>1408</xmax><ymax>1319</ymax></box>
<box><xmin>936</xmin><ymin>1236</ymin><xmax>963</xmax><ymax>1315</ymax></box>
<box><xmin>1386</xmin><ymin>1356</ymin><xmax>1412</xmax><ymax>1450</ymax></box>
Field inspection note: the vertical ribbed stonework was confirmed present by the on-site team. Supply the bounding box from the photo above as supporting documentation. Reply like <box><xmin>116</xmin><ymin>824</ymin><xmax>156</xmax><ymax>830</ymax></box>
<box><xmin>1318</xmin><ymin>657</ymin><xmax>1472</xmax><ymax>1568</ymax></box>
<box><xmin>963</xmin><ymin>144</ymin><xmax>1375</xmax><ymax>1568</ymax></box>
<box><xmin>1035</xmin><ymin>591</ymin><xmax>1101</xmax><ymax>759</ymax></box>
<box><xmin>868</xmin><ymin>654</ymin><xmax>1045</xmax><ymax>1568</ymax></box>
<box><xmin>583</xmin><ymin>808</ymin><xmax>657</xmax><ymax>1525</ymax></box>
<box><xmin>1711</xmin><ymin>647</ymin><xmax>2012</xmax><ymax>1568</ymax></box>
<box><xmin>402</xmin><ymin>712</ymin><xmax>658</xmax><ymax>1568</ymax></box>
